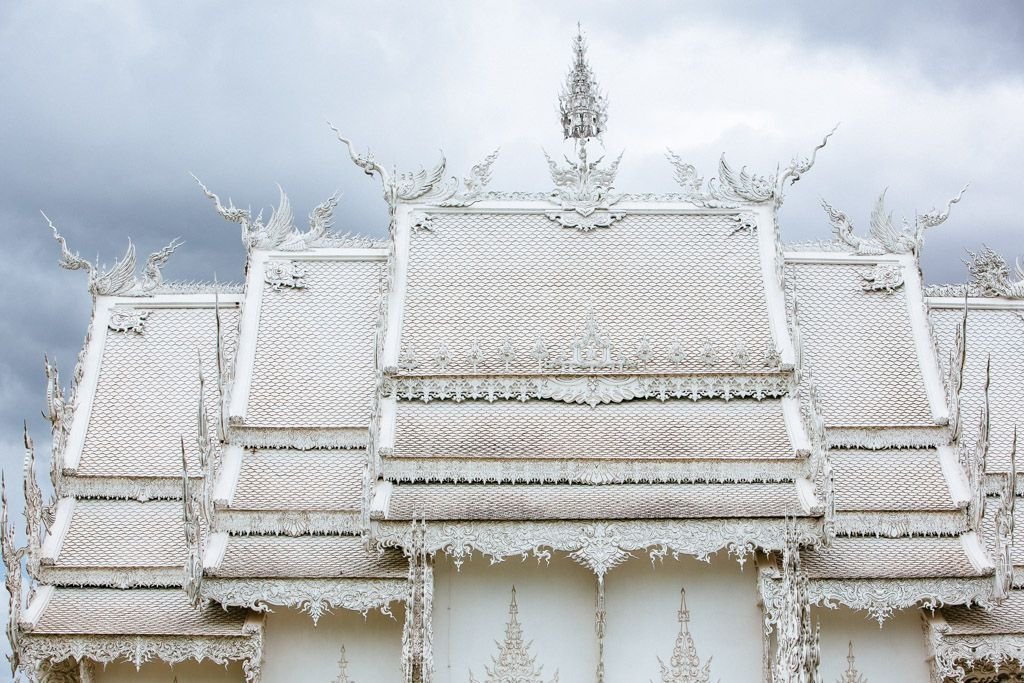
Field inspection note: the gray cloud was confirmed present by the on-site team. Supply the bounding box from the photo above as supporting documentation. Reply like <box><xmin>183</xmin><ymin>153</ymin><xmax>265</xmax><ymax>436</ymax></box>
<box><xmin>0</xmin><ymin>3</ymin><xmax>1022</xmax><ymax>668</ymax></box>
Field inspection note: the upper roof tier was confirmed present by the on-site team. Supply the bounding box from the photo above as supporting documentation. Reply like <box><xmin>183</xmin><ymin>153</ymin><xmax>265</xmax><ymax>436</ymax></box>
<box><xmin>393</xmin><ymin>210</ymin><xmax>782</xmax><ymax>377</ymax></box>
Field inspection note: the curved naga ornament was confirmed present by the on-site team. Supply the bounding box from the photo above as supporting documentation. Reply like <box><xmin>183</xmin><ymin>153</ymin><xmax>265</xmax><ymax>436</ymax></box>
<box><xmin>965</xmin><ymin>246</ymin><xmax>1024</xmax><ymax>299</ymax></box>
<box><xmin>469</xmin><ymin>588</ymin><xmax>558</xmax><ymax>683</ymax></box>
<box><xmin>665</xmin><ymin>126</ymin><xmax>837</xmax><ymax>207</ymax></box>
<box><xmin>329</xmin><ymin>123</ymin><xmax>457</xmax><ymax>231</ymax></box>
<box><xmin>822</xmin><ymin>185</ymin><xmax>967</xmax><ymax>257</ymax></box>
<box><xmin>192</xmin><ymin>175</ymin><xmax>364</xmax><ymax>252</ymax></box>
<box><xmin>44</xmin><ymin>212</ymin><xmax>183</xmax><ymax>296</ymax></box>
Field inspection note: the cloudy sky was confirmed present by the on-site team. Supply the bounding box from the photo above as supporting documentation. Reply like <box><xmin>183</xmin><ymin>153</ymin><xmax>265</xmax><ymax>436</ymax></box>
<box><xmin>0</xmin><ymin>0</ymin><xmax>1023</xmax><ymax>664</ymax></box>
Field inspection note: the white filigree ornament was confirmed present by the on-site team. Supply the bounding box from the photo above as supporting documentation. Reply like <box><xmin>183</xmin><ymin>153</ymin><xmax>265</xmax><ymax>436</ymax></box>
<box><xmin>107</xmin><ymin>307</ymin><xmax>150</xmax><ymax>334</ymax></box>
<box><xmin>264</xmin><ymin>260</ymin><xmax>307</xmax><ymax>291</ymax></box>
<box><xmin>469</xmin><ymin>588</ymin><xmax>558</xmax><ymax>683</ymax></box>
<box><xmin>859</xmin><ymin>264</ymin><xmax>904</xmax><ymax>293</ymax></box>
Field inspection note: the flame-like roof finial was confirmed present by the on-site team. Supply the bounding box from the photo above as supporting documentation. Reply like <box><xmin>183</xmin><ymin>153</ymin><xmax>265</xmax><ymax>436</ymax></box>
<box><xmin>559</xmin><ymin>23</ymin><xmax>607</xmax><ymax>142</ymax></box>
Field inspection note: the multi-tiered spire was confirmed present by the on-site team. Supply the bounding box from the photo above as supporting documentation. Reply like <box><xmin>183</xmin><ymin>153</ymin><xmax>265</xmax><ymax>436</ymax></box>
<box><xmin>559</xmin><ymin>24</ymin><xmax>607</xmax><ymax>143</ymax></box>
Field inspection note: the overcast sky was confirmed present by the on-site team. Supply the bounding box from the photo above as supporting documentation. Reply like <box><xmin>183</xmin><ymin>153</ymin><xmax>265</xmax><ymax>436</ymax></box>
<box><xmin>1</xmin><ymin>0</ymin><xmax>1023</xmax><ymax>666</ymax></box>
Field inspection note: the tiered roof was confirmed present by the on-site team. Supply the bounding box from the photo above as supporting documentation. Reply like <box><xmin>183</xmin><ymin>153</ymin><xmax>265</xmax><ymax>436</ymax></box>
<box><xmin>4</xmin><ymin>27</ymin><xmax>1022</xmax><ymax>683</ymax></box>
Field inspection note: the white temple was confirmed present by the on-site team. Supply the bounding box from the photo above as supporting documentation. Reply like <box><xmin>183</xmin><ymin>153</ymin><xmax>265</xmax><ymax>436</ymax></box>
<box><xmin>4</xmin><ymin>27</ymin><xmax>1023</xmax><ymax>683</ymax></box>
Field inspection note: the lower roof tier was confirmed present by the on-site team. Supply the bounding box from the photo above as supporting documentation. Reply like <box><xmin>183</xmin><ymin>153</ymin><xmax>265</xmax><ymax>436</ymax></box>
<box><xmin>386</xmin><ymin>395</ymin><xmax>805</xmax><ymax>461</ymax></box>
<box><xmin>376</xmin><ymin>481</ymin><xmax>813</xmax><ymax>521</ymax></box>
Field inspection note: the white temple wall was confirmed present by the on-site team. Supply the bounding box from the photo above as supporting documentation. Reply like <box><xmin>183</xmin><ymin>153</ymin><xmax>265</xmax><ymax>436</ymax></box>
<box><xmin>603</xmin><ymin>553</ymin><xmax>764</xmax><ymax>683</ymax></box>
<box><xmin>260</xmin><ymin>606</ymin><xmax>405</xmax><ymax>682</ymax></box>
<box><xmin>432</xmin><ymin>552</ymin><xmax>598</xmax><ymax>683</ymax></box>
<box><xmin>91</xmin><ymin>659</ymin><xmax>243</xmax><ymax>682</ymax></box>
<box><xmin>814</xmin><ymin>605</ymin><xmax>931</xmax><ymax>682</ymax></box>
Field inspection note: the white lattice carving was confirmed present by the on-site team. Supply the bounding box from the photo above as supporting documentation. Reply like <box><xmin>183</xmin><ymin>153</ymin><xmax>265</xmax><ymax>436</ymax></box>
<box><xmin>202</xmin><ymin>578</ymin><xmax>408</xmax><ymax>625</ymax></box>
<box><xmin>376</xmin><ymin>518</ymin><xmax>823</xmax><ymax>575</ymax></box>
<box><xmin>20</xmin><ymin>632</ymin><xmax>264</xmax><ymax>683</ymax></box>
<box><xmin>761</xmin><ymin>572</ymin><xmax>995</xmax><ymax>627</ymax></box>
<box><xmin>384</xmin><ymin>372</ymin><xmax>789</xmax><ymax>407</ymax></box>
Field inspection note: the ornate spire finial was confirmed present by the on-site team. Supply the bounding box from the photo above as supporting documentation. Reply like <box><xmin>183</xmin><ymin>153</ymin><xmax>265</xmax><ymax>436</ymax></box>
<box><xmin>559</xmin><ymin>23</ymin><xmax>607</xmax><ymax>142</ymax></box>
<box><xmin>653</xmin><ymin>587</ymin><xmax>713</xmax><ymax>683</ymax></box>
<box><xmin>334</xmin><ymin>644</ymin><xmax>354</xmax><ymax>683</ymax></box>
<box><xmin>469</xmin><ymin>587</ymin><xmax>557</xmax><ymax>683</ymax></box>
<box><xmin>836</xmin><ymin>641</ymin><xmax>867</xmax><ymax>683</ymax></box>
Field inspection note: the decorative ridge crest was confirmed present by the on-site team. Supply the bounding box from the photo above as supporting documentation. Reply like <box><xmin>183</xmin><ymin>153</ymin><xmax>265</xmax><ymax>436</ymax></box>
<box><xmin>545</xmin><ymin>26</ymin><xmax>623</xmax><ymax>222</ymax></box>
<box><xmin>822</xmin><ymin>185</ymin><xmax>968</xmax><ymax>257</ymax></box>
<box><xmin>44</xmin><ymin>212</ymin><xmax>183</xmax><ymax>297</ymax></box>
<box><xmin>666</xmin><ymin>126</ymin><xmax>838</xmax><ymax>208</ymax></box>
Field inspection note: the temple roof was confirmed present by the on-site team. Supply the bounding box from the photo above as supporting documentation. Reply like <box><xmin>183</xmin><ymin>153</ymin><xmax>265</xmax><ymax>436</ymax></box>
<box><xmin>207</xmin><ymin>535</ymin><xmax>406</xmax><ymax>579</ymax></box>
<box><xmin>388</xmin><ymin>398</ymin><xmax>803</xmax><ymax>461</ymax></box>
<box><xmin>930</xmin><ymin>303</ymin><xmax>1024</xmax><ymax>474</ymax></box>
<box><xmin>785</xmin><ymin>257</ymin><xmax>944</xmax><ymax>435</ymax></box>
<box><xmin>24</xmin><ymin>587</ymin><xmax>254</xmax><ymax>637</ymax></box>
<box><xmin>237</xmin><ymin>253</ymin><xmax>384</xmax><ymax>433</ymax></box>
<box><xmin>396</xmin><ymin>211</ymin><xmax>777</xmax><ymax>377</ymax></box>
<box><xmin>379</xmin><ymin>481</ymin><xmax>810</xmax><ymax>521</ymax></box>
<box><xmin>72</xmin><ymin>298</ymin><xmax>239</xmax><ymax>483</ymax></box>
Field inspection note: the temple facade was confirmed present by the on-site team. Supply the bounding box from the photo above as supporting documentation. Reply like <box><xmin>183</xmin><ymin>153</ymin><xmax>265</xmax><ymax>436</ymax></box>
<box><xmin>4</xmin><ymin>29</ymin><xmax>1023</xmax><ymax>683</ymax></box>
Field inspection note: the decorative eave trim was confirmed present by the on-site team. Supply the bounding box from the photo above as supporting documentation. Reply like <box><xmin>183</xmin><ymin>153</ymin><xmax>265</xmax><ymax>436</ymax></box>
<box><xmin>962</xmin><ymin>532</ymin><xmax>996</xmax><ymax>574</ymax></box>
<box><xmin>940</xmin><ymin>444</ymin><xmax>973</xmax><ymax>507</ymax></box>
<box><xmin>902</xmin><ymin>256</ymin><xmax>952</xmax><ymax>425</ymax></box>
<box><xmin>214</xmin><ymin>509</ymin><xmax>361</xmax><ymax>536</ymax></box>
<box><xmin>755</xmin><ymin>204</ymin><xmax>799</xmax><ymax>368</ymax></box>
<box><xmin>927</xmin><ymin>296</ymin><xmax>1024</xmax><ymax>311</ymax></box>
<box><xmin>383</xmin><ymin>372</ymin><xmax>792</xmax><ymax>407</ymax></box>
<box><xmin>39</xmin><ymin>497</ymin><xmax>75</xmax><ymax>562</ymax></box>
<box><xmin>373</xmin><ymin>517</ymin><xmax>824</xmax><ymax>575</ymax></box>
<box><xmin>256</xmin><ymin>247</ymin><xmax>389</xmax><ymax>261</ymax></box>
<box><xmin>19</xmin><ymin>630</ymin><xmax>264</xmax><ymax>683</ymax></box>
<box><xmin>832</xmin><ymin>511</ymin><xmax>968</xmax><ymax>538</ymax></box>
<box><xmin>213</xmin><ymin>444</ymin><xmax>244</xmax><ymax>505</ymax></box>
<box><xmin>202</xmin><ymin>577</ymin><xmax>409</xmax><ymax>626</ymax></box>
<box><xmin>783</xmin><ymin>251</ymin><xmax>905</xmax><ymax>265</ymax></box>
<box><xmin>759</xmin><ymin>570</ymin><xmax>996</xmax><ymax>626</ymax></box>
<box><xmin>62</xmin><ymin>475</ymin><xmax>189</xmax><ymax>502</ymax></box>
<box><xmin>824</xmin><ymin>425</ymin><xmax>950</xmax><ymax>450</ymax></box>
<box><xmin>380</xmin><ymin>457</ymin><xmax>806</xmax><ymax>485</ymax></box>
<box><xmin>926</xmin><ymin>613</ymin><xmax>1024</xmax><ymax>682</ymax></box>
<box><xmin>62</xmin><ymin>299</ymin><xmax>111</xmax><ymax>472</ymax></box>
<box><xmin>35</xmin><ymin>566</ymin><xmax>183</xmax><ymax>589</ymax></box>
<box><xmin>20</xmin><ymin>585</ymin><xmax>53</xmax><ymax>630</ymax></box>
<box><xmin>203</xmin><ymin>532</ymin><xmax>229</xmax><ymax>571</ymax></box>
<box><xmin>227</xmin><ymin>426</ymin><xmax>368</xmax><ymax>451</ymax></box>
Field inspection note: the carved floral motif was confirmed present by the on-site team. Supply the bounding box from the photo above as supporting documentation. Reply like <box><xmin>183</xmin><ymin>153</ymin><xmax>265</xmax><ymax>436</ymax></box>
<box><xmin>858</xmin><ymin>264</ymin><xmax>904</xmax><ymax>293</ymax></box>
<box><xmin>376</xmin><ymin>518</ymin><xmax>822</xmax><ymax>575</ymax></box>
<box><xmin>107</xmin><ymin>307</ymin><xmax>150</xmax><ymax>334</ymax></box>
<box><xmin>264</xmin><ymin>260</ymin><xmax>307</xmax><ymax>291</ymax></box>
<box><xmin>202</xmin><ymin>578</ymin><xmax>408</xmax><ymax>625</ymax></box>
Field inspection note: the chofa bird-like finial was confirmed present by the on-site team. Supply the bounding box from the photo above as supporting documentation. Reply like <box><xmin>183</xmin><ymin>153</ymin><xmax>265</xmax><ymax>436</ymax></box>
<box><xmin>42</xmin><ymin>211</ymin><xmax>182</xmax><ymax>296</ymax></box>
